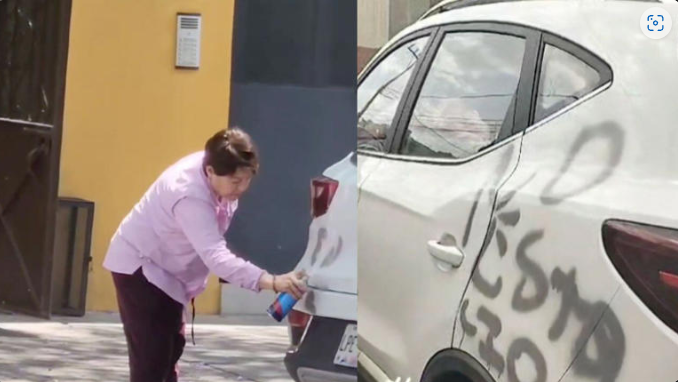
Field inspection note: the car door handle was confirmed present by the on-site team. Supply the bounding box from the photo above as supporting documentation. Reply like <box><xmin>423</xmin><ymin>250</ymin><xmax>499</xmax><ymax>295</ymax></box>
<box><xmin>427</xmin><ymin>240</ymin><xmax>465</xmax><ymax>268</ymax></box>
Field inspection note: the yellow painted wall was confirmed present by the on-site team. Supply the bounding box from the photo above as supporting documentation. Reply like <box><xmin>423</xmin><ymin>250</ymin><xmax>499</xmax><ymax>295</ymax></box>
<box><xmin>59</xmin><ymin>0</ymin><xmax>235</xmax><ymax>314</ymax></box>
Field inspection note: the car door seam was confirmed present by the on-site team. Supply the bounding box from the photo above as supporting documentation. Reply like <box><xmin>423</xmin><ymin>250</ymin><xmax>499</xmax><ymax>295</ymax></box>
<box><xmin>556</xmin><ymin>284</ymin><xmax>623</xmax><ymax>382</ymax></box>
<box><xmin>451</xmin><ymin>129</ymin><xmax>527</xmax><ymax>348</ymax></box>
<box><xmin>357</xmin><ymin>159</ymin><xmax>384</xmax><ymax>204</ymax></box>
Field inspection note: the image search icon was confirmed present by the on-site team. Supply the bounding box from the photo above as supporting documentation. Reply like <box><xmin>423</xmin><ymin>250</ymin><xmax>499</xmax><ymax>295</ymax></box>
<box><xmin>641</xmin><ymin>7</ymin><xmax>672</xmax><ymax>39</ymax></box>
<box><xmin>648</xmin><ymin>15</ymin><xmax>666</xmax><ymax>32</ymax></box>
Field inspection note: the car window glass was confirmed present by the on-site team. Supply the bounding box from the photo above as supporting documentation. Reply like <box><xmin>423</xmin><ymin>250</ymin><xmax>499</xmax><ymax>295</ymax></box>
<box><xmin>401</xmin><ymin>32</ymin><xmax>526</xmax><ymax>159</ymax></box>
<box><xmin>535</xmin><ymin>44</ymin><xmax>601</xmax><ymax>122</ymax></box>
<box><xmin>357</xmin><ymin>37</ymin><xmax>429</xmax><ymax>152</ymax></box>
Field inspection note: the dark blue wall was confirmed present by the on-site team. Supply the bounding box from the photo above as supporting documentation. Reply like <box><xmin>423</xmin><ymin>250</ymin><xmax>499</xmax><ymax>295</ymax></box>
<box><xmin>227</xmin><ymin>0</ymin><xmax>357</xmax><ymax>274</ymax></box>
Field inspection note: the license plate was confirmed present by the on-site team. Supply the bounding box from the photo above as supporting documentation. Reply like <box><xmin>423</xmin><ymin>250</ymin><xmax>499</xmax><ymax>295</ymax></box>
<box><xmin>334</xmin><ymin>324</ymin><xmax>358</xmax><ymax>368</ymax></box>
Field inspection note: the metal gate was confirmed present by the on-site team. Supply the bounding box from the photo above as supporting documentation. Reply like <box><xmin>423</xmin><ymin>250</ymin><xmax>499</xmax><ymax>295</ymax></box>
<box><xmin>0</xmin><ymin>0</ymin><xmax>72</xmax><ymax>318</ymax></box>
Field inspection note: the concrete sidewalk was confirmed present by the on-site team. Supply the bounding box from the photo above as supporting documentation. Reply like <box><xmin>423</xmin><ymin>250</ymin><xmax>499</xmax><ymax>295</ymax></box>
<box><xmin>0</xmin><ymin>312</ymin><xmax>294</xmax><ymax>382</ymax></box>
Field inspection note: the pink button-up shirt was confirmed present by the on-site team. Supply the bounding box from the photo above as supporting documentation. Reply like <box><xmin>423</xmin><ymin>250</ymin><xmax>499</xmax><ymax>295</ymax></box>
<box><xmin>103</xmin><ymin>151</ymin><xmax>265</xmax><ymax>305</ymax></box>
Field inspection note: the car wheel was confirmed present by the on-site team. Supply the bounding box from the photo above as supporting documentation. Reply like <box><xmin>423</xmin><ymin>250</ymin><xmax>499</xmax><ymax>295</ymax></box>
<box><xmin>421</xmin><ymin>349</ymin><xmax>495</xmax><ymax>382</ymax></box>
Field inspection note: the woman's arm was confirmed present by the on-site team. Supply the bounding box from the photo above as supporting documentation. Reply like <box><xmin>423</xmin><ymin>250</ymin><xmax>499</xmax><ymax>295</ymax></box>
<box><xmin>174</xmin><ymin>197</ymin><xmax>265</xmax><ymax>291</ymax></box>
<box><xmin>173</xmin><ymin>197</ymin><xmax>306</xmax><ymax>298</ymax></box>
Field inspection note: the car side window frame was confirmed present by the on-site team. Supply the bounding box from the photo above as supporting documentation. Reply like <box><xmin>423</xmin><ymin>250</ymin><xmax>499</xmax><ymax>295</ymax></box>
<box><xmin>527</xmin><ymin>32</ymin><xmax>613</xmax><ymax>128</ymax></box>
<box><xmin>357</xmin><ymin>27</ymin><xmax>439</xmax><ymax>158</ymax></box>
<box><xmin>387</xmin><ymin>21</ymin><xmax>541</xmax><ymax>165</ymax></box>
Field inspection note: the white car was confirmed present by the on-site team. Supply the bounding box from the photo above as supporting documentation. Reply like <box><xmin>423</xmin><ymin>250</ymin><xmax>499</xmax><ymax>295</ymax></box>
<box><xmin>358</xmin><ymin>1</ymin><xmax>678</xmax><ymax>382</ymax></box>
<box><xmin>284</xmin><ymin>152</ymin><xmax>358</xmax><ymax>382</ymax></box>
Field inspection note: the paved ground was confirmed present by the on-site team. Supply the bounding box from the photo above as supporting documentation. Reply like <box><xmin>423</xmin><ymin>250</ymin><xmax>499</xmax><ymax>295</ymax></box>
<box><xmin>0</xmin><ymin>312</ymin><xmax>294</xmax><ymax>382</ymax></box>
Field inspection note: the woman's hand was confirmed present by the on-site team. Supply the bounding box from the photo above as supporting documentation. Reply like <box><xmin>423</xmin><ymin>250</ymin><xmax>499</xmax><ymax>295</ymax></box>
<box><xmin>259</xmin><ymin>270</ymin><xmax>307</xmax><ymax>300</ymax></box>
<box><xmin>274</xmin><ymin>270</ymin><xmax>308</xmax><ymax>300</ymax></box>
<box><xmin>260</xmin><ymin>270</ymin><xmax>307</xmax><ymax>299</ymax></box>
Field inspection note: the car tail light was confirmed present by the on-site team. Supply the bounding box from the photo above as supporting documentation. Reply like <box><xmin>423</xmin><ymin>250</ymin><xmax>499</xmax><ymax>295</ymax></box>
<box><xmin>288</xmin><ymin>310</ymin><xmax>312</xmax><ymax>348</ymax></box>
<box><xmin>311</xmin><ymin>176</ymin><xmax>339</xmax><ymax>218</ymax></box>
<box><xmin>602</xmin><ymin>220</ymin><xmax>678</xmax><ymax>333</ymax></box>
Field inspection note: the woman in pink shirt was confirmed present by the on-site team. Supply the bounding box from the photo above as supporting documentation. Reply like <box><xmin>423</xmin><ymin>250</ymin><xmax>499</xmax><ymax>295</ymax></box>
<box><xmin>104</xmin><ymin>128</ymin><xmax>307</xmax><ymax>382</ymax></box>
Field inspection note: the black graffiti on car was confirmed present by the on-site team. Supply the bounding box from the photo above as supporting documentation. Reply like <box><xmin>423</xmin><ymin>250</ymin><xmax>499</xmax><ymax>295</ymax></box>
<box><xmin>309</xmin><ymin>226</ymin><xmax>344</xmax><ymax>269</ymax></box>
<box><xmin>477</xmin><ymin>305</ymin><xmax>505</xmax><ymax>374</ymax></box>
<box><xmin>321</xmin><ymin>236</ymin><xmax>343</xmax><ymax>268</ymax></box>
<box><xmin>461</xmin><ymin>247</ymin><xmax>626</xmax><ymax>382</ymax></box>
<box><xmin>511</xmin><ymin>230</ymin><xmax>549</xmax><ymax>312</ymax></box>
<box><xmin>454</xmin><ymin>122</ymin><xmax>627</xmax><ymax>380</ymax></box>
<box><xmin>468</xmin><ymin>174</ymin><xmax>533</xmax><ymax>299</ymax></box>
<box><xmin>310</xmin><ymin>228</ymin><xmax>327</xmax><ymax>266</ymax></box>
<box><xmin>303</xmin><ymin>289</ymin><xmax>317</xmax><ymax>314</ymax></box>
<box><xmin>540</xmin><ymin>122</ymin><xmax>624</xmax><ymax>205</ymax></box>
<box><xmin>506</xmin><ymin>338</ymin><xmax>547</xmax><ymax>382</ymax></box>
<box><xmin>462</xmin><ymin>188</ymin><xmax>484</xmax><ymax>248</ymax></box>
<box><xmin>550</xmin><ymin>267</ymin><xmax>625</xmax><ymax>382</ymax></box>
<box><xmin>459</xmin><ymin>299</ymin><xmax>477</xmax><ymax>337</ymax></box>
<box><xmin>463</xmin><ymin>144</ymin><xmax>517</xmax><ymax>250</ymax></box>
<box><xmin>460</xmin><ymin>233</ymin><xmax>627</xmax><ymax>382</ymax></box>
<box><xmin>471</xmin><ymin>218</ymin><xmax>502</xmax><ymax>299</ymax></box>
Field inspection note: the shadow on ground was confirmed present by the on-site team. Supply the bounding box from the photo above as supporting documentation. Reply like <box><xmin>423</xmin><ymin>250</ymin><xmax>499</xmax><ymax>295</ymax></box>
<box><xmin>0</xmin><ymin>313</ymin><xmax>293</xmax><ymax>382</ymax></box>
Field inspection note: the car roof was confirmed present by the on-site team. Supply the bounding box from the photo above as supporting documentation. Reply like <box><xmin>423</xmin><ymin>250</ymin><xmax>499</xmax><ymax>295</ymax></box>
<box><xmin>421</xmin><ymin>0</ymin><xmax>661</xmax><ymax>20</ymax></box>
<box><xmin>381</xmin><ymin>0</ymin><xmax>677</xmax><ymax>67</ymax></box>
<box><xmin>360</xmin><ymin>0</ymin><xmax>678</xmax><ymax>121</ymax></box>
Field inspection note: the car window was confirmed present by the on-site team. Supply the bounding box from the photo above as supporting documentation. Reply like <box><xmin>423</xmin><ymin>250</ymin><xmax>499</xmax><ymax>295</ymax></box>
<box><xmin>401</xmin><ymin>32</ymin><xmax>526</xmax><ymax>159</ymax></box>
<box><xmin>535</xmin><ymin>44</ymin><xmax>602</xmax><ymax>122</ymax></box>
<box><xmin>357</xmin><ymin>37</ymin><xmax>429</xmax><ymax>153</ymax></box>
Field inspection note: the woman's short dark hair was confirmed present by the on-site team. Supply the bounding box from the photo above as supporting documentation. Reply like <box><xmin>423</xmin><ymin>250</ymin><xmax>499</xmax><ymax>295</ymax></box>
<box><xmin>203</xmin><ymin>128</ymin><xmax>259</xmax><ymax>176</ymax></box>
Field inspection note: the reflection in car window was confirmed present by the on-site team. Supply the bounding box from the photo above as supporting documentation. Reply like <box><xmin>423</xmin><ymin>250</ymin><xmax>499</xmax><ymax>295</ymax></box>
<box><xmin>357</xmin><ymin>37</ymin><xmax>429</xmax><ymax>153</ymax></box>
<box><xmin>535</xmin><ymin>44</ymin><xmax>601</xmax><ymax>122</ymax></box>
<box><xmin>401</xmin><ymin>32</ymin><xmax>525</xmax><ymax>159</ymax></box>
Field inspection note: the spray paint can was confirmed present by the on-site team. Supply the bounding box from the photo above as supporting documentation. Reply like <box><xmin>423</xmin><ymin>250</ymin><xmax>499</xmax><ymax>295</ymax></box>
<box><xmin>267</xmin><ymin>292</ymin><xmax>298</xmax><ymax>322</ymax></box>
<box><xmin>266</xmin><ymin>275</ymin><xmax>308</xmax><ymax>322</ymax></box>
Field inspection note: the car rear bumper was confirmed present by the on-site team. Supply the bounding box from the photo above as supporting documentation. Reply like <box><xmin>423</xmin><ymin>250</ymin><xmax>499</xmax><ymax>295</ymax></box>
<box><xmin>284</xmin><ymin>316</ymin><xmax>357</xmax><ymax>382</ymax></box>
<box><xmin>295</xmin><ymin>287</ymin><xmax>357</xmax><ymax>321</ymax></box>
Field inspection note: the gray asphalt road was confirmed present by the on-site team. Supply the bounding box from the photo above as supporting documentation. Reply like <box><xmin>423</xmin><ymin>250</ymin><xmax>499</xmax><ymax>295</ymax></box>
<box><xmin>0</xmin><ymin>312</ymin><xmax>294</xmax><ymax>382</ymax></box>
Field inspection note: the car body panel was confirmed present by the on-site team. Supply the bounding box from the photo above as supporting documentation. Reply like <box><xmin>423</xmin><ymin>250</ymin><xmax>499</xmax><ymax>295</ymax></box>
<box><xmin>285</xmin><ymin>153</ymin><xmax>358</xmax><ymax>382</ymax></box>
<box><xmin>359</xmin><ymin>136</ymin><xmax>523</xmax><ymax>380</ymax></box>
<box><xmin>454</xmin><ymin>5</ymin><xmax>678</xmax><ymax>381</ymax></box>
<box><xmin>358</xmin><ymin>1</ymin><xmax>678</xmax><ymax>381</ymax></box>
<box><xmin>295</xmin><ymin>152</ymin><xmax>357</xmax><ymax>320</ymax></box>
